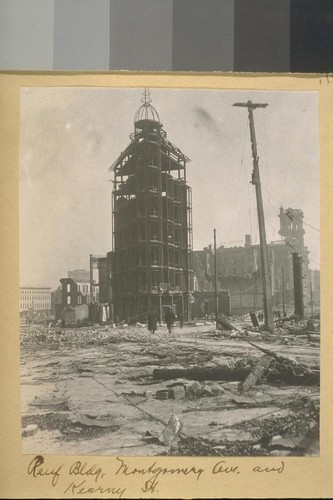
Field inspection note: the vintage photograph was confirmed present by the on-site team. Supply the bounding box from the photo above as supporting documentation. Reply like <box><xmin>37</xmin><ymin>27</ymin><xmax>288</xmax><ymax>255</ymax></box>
<box><xmin>20</xmin><ymin>86</ymin><xmax>320</xmax><ymax>457</ymax></box>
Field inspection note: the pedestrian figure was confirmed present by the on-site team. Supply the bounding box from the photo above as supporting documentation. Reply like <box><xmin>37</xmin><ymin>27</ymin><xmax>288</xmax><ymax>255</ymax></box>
<box><xmin>204</xmin><ymin>301</ymin><xmax>209</xmax><ymax>320</ymax></box>
<box><xmin>165</xmin><ymin>307</ymin><xmax>176</xmax><ymax>334</ymax></box>
<box><xmin>178</xmin><ymin>311</ymin><xmax>184</xmax><ymax>328</ymax></box>
<box><xmin>250</xmin><ymin>311</ymin><xmax>259</xmax><ymax>327</ymax></box>
<box><xmin>147</xmin><ymin>308</ymin><xmax>158</xmax><ymax>334</ymax></box>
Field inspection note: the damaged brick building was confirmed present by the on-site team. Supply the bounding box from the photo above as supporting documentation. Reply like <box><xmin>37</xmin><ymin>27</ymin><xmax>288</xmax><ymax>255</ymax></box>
<box><xmin>110</xmin><ymin>91</ymin><xmax>194</xmax><ymax>323</ymax></box>
<box><xmin>194</xmin><ymin>207</ymin><xmax>311</xmax><ymax>316</ymax></box>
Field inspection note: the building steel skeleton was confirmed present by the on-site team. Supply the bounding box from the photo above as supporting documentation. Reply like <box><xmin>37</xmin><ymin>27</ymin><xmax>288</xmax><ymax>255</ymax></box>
<box><xmin>110</xmin><ymin>91</ymin><xmax>193</xmax><ymax>323</ymax></box>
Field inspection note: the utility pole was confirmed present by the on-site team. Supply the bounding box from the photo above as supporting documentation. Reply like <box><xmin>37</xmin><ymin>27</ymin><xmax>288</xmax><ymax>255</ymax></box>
<box><xmin>310</xmin><ymin>279</ymin><xmax>314</xmax><ymax>317</ymax></box>
<box><xmin>213</xmin><ymin>228</ymin><xmax>218</xmax><ymax>330</ymax></box>
<box><xmin>292</xmin><ymin>252</ymin><xmax>304</xmax><ymax>319</ymax></box>
<box><xmin>90</xmin><ymin>254</ymin><xmax>94</xmax><ymax>322</ymax></box>
<box><xmin>159</xmin><ymin>286</ymin><xmax>162</xmax><ymax>325</ymax></box>
<box><xmin>253</xmin><ymin>271</ymin><xmax>257</xmax><ymax>312</ymax></box>
<box><xmin>282</xmin><ymin>266</ymin><xmax>286</xmax><ymax>317</ymax></box>
<box><xmin>233</xmin><ymin>100</ymin><xmax>274</xmax><ymax>332</ymax></box>
<box><xmin>239</xmin><ymin>282</ymin><xmax>243</xmax><ymax>319</ymax></box>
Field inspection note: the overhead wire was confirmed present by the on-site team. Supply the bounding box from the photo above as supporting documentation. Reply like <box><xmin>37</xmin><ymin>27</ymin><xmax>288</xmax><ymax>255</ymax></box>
<box><xmin>261</xmin><ymin>184</ymin><xmax>320</xmax><ymax>233</ymax></box>
<box><xmin>261</xmin><ymin>110</ymin><xmax>271</xmax><ymax>186</ymax></box>
<box><xmin>260</xmin><ymin>185</ymin><xmax>320</xmax><ymax>269</ymax></box>
<box><xmin>228</xmin><ymin>118</ymin><xmax>249</xmax><ymax>238</ymax></box>
<box><xmin>247</xmin><ymin>182</ymin><xmax>254</xmax><ymax>242</ymax></box>
<box><xmin>286</xmin><ymin>210</ymin><xmax>320</xmax><ymax>233</ymax></box>
<box><xmin>267</xmin><ymin>220</ymin><xmax>281</xmax><ymax>241</ymax></box>
<box><xmin>253</xmin><ymin>109</ymin><xmax>320</xmax><ymax>276</ymax></box>
<box><xmin>260</xmin><ymin>112</ymin><xmax>319</xmax><ymax>233</ymax></box>
<box><xmin>259</xmin><ymin>184</ymin><xmax>320</xmax><ymax>270</ymax></box>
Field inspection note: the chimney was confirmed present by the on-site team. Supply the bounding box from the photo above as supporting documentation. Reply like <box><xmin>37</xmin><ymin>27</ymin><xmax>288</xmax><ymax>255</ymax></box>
<box><xmin>245</xmin><ymin>234</ymin><xmax>252</xmax><ymax>247</ymax></box>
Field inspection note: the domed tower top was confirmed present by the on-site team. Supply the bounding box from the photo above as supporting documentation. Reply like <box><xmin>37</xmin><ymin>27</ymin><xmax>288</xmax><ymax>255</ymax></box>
<box><xmin>134</xmin><ymin>89</ymin><xmax>160</xmax><ymax>124</ymax></box>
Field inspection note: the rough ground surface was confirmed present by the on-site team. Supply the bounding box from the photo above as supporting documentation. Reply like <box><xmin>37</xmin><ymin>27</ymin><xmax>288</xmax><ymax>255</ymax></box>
<box><xmin>20</xmin><ymin>321</ymin><xmax>319</xmax><ymax>457</ymax></box>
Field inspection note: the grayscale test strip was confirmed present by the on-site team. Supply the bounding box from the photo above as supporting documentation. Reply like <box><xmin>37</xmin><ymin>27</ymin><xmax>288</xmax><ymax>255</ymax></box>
<box><xmin>0</xmin><ymin>1</ymin><xmax>332</xmax><ymax>72</ymax></box>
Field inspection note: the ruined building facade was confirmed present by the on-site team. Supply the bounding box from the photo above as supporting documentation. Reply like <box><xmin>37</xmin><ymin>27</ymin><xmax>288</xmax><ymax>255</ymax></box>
<box><xmin>194</xmin><ymin>207</ymin><xmax>312</xmax><ymax>316</ymax></box>
<box><xmin>111</xmin><ymin>91</ymin><xmax>193</xmax><ymax>323</ymax></box>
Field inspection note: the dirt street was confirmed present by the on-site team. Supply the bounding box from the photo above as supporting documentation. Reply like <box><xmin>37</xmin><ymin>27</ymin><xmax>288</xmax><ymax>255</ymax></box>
<box><xmin>20</xmin><ymin>321</ymin><xmax>319</xmax><ymax>456</ymax></box>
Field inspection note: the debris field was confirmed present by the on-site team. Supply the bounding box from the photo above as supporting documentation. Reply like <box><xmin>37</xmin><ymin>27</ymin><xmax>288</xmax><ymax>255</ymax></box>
<box><xmin>20</xmin><ymin>317</ymin><xmax>319</xmax><ymax>457</ymax></box>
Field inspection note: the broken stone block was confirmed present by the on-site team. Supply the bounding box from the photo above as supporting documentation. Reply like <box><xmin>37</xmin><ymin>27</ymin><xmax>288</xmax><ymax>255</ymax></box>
<box><xmin>186</xmin><ymin>381</ymin><xmax>206</xmax><ymax>398</ymax></box>
<box><xmin>217</xmin><ymin>316</ymin><xmax>235</xmax><ymax>331</ymax></box>
<box><xmin>203</xmin><ymin>385</ymin><xmax>215</xmax><ymax>397</ymax></box>
<box><xmin>204</xmin><ymin>383</ymin><xmax>225</xmax><ymax>396</ymax></box>
<box><xmin>73</xmin><ymin>413</ymin><xmax>116</xmax><ymax>428</ymax></box>
<box><xmin>269</xmin><ymin>434</ymin><xmax>297</xmax><ymax>449</ymax></box>
<box><xmin>159</xmin><ymin>415</ymin><xmax>183</xmax><ymax>445</ymax></box>
<box><xmin>142</xmin><ymin>430</ymin><xmax>160</xmax><ymax>443</ymax></box>
<box><xmin>30</xmin><ymin>395</ymin><xmax>69</xmax><ymax>407</ymax></box>
<box><xmin>232</xmin><ymin>395</ymin><xmax>256</xmax><ymax>405</ymax></box>
<box><xmin>168</xmin><ymin>385</ymin><xmax>186</xmax><ymax>400</ymax></box>
<box><xmin>239</xmin><ymin>355</ymin><xmax>272</xmax><ymax>392</ymax></box>
<box><xmin>22</xmin><ymin>424</ymin><xmax>38</xmax><ymax>437</ymax></box>
<box><xmin>156</xmin><ymin>389</ymin><xmax>169</xmax><ymax>400</ymax></box>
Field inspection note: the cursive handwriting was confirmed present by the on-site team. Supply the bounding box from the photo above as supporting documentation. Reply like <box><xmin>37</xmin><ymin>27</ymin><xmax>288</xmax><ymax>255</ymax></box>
<box><xmin>69</xmin><ymin>461</ymin><xmax>104</xmax><ymax>482</ymax></box>
<box><xmin>212</xmin><ymin>460</ymin><xmax>240</xmax><ymax>475</ymax></box>
<box><xmin>115</xmin><ymin>456</ymin><xmax>204</xmax><ymax>494</ymax></box>
<box><xmin>26</xmin><ymin>455</ymin><xmax>287</xmax><ymax>496</ymax></box>
<box><xmin>64</xmin><ymin>479</ymin><xmax>126</xmax><ymax>497</ymax></box>
<box><xmin>27</xmin><ymin>455</ymin><xmax>64</xmax><ymax>487</ymax></box>
<box><xmin>253</xmin><ymin>461</ymin><xmax>284</xmax><ymax>474</ymax></box>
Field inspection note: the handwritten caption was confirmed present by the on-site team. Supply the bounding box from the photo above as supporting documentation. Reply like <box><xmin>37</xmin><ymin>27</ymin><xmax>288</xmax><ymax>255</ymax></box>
<box><xmin>27</xmin><ymin>455</ymin><xmax>285</xmax><ymax>497</ymax></box>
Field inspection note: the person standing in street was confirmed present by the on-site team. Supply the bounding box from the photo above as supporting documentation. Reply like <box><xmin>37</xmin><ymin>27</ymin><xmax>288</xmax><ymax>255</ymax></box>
<box><xmin>147</xmin><ymin>308</ymin><xmax>158</xmax><ymax>334</ymax></box>
<box><xmin>165</xmin><ymin>307</ymin><xmax>176</xmax><ymax>334</ymax></box>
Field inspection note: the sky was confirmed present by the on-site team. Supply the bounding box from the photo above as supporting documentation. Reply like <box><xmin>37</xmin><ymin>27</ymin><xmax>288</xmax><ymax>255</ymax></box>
<box><xmin>20</xmin><ymin>87</ymin><xmax>320</xmax><ymax>290</ymax></box>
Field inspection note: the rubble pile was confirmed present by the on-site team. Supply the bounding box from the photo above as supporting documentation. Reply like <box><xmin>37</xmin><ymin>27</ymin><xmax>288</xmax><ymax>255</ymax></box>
<box><xmin>20</xmin><ymin>318</ymin><xmax>320</xmax><ymax>457</ymax></box>
<box><xmin>20</xmin><ymin>324</ymin><xmax>162</xmax><ymax>348</ymax></box>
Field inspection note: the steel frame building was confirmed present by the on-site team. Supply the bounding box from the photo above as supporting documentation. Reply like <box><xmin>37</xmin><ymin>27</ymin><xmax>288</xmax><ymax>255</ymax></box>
<box><xmin>110</xmin><ymin>91</ymin><xmax>193</xmax><ymax>323</ymax></box>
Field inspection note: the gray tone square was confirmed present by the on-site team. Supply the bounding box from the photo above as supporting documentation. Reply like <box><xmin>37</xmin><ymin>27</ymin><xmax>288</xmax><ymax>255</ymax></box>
<box><xmin>0</xmin><ymin>0</ymin><xmax>54</xmax><ymax>69</ymax></box>
<box><xmin>54</xmin><ymin>0</ymin><xmax>110</xmax><ymax>70</ymax></box>
<box><xmin>234</xmin><ymin>0</ymin><xmax>290</xmax><ymax>72</ymax></box>
<box><xmin>110</xmin><ymin>0</ymin><xmax>173</xmax><ymax>71</ymax></box>
<box><xmin>172</xmin><ymin>0</ymin><xmax>234</xmax><ymax>71</ymax></box>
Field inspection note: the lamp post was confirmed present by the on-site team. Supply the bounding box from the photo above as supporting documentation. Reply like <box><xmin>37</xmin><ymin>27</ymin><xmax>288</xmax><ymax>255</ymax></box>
<box><xmin>214</xmin><ymin>228</ymin><xmax>218</xmax><ymax>330</ymax></box>
<box><xmin>159</xmin><ymin>285</ymin><xmax>162</xmax><ymax>325</ymax></box>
